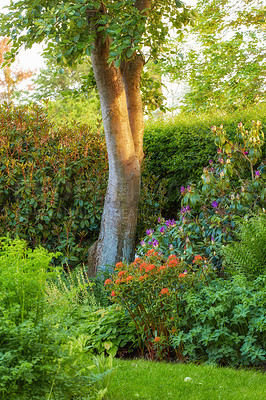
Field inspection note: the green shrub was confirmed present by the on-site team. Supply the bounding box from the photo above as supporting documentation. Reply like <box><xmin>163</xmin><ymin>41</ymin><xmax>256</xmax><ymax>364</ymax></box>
<box><xmin>144</xmin><ymin>103</ymin><xmax>266</xmax><ymax>215</ymax></box>
<box><xmin>0</xmin><ymin>237</ymin><xmax>109</xmax><ymax>399</ymax></box>
<box><xmin>0</xmin><ymin>103</ymin><xmax>166</xmax><ymax>267</ymax></box>
<box><xmin>138</xmin><ymin>121</ymin><xmax>265</xmax><ymax>270</ymax></box>
<box><xmin>105</xmin><ymin>252</ymin><xmax>214</xmax><ymax>361</ymax></box>
<box><xmin>223</xmin><ymin>214</ymin><xmax>266</xmax><ymax>279</ymax></box>
<box><xmin>171</xmin><ymin>275</ymin><xmax>266</xmax><ymax>367</ymax></box>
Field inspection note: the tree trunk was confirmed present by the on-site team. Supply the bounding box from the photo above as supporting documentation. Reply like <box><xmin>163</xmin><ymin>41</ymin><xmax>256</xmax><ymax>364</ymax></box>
<box><xmin>88</xmin><ymin>34</ymin><xmax>144</xmax><ymax>274</ymax></box>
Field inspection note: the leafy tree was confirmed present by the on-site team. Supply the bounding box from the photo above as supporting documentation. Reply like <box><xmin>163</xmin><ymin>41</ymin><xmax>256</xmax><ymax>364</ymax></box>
<box><xmin>167</xmin><ymin>0</ymin><xmax>266</xmax><ymax>112</ymax></box>
<box><xmin>32</xmin><ymin>58</ymin><xmax>96</xmax><ymax>100</ymax></box>
<box><xmin>32</xmin><ymin>59</ymin><xmax>102</xmax><ymax>127</ymax></box>
<box><xmin>0</xmin><ymin>0</ymin><xmax>195</xmax><ymax>272</ymax></box>
<box><xmin>0</xmin><ymin>37</ymin><xmax>33</xmax><ymax>102</ymax></box>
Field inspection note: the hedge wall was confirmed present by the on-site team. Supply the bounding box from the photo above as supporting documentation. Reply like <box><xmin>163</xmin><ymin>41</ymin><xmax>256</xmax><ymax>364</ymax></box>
<box><xmin>144</xmin><ymin>103</ymin><xmax>266</xmax><ymax>216</ymax></box>
<box><xmin>0</xmin><ymin>104</ymin><xmax>166</xmax><ymax>267</ymax></box>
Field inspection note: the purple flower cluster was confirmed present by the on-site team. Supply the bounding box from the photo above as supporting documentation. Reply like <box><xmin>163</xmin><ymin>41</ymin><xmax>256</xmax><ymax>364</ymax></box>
<box><xmin>211</xmin><ymin>200</ymin><xmax>219</xmax><ymax>208</ymax></box>
<box><xmin>160</xmin><ymin>226</ymin><xmax>166</xmax><ymax>234</ymax></box>
<box><xmin>180</xmin><ymin>185</ymin><xmax>191</xmax><ymax>195</ymax></box>
<box><xmin>180</xmin><ymin>205</ymin><xmax>191</xmax><ymax>215</ymax></box>
<box><xmin>255</xmin><ymin>170</ymin><xmax>261</xmax><ymax>177</ymax></box>
<box><xmin>148</xmin><ymin>239</ymin><xmax>159</xmax><ymax>248</ymax></box>
<box><xmin>165</xmin><ymin>219</ymin><xmax>176</xmax><ymax>228</ymax></box>
<box><xmin>146</xmin><ymin>229</ymin><xmax>154</xmax><ymax>236</ymax></box>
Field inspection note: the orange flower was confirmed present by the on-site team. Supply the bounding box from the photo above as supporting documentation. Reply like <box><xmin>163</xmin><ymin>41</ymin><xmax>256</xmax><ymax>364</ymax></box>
<box><xmin>139</xmin><ymin>275</ymin><xmax>146</xmax><ymax>281</ymax></box>
<box><xmin>111</xmin><ymin>291</ymin><xmax>116</xmax><ymax>297</ymax></box>
<box><xmin>172</xmin><ymin>328</ymin><xmax>177</xmax><ymax>333</ymax></box>
<box><xmin>134</xmin><ymin>257</ymin><xmax>141</xmax><ymax>263</ymax></box>
<box><xmin>146</xmin><ymin>249</ymin><xmax>155</xmax><ymax>256</ymax></box>
<box><xmin>160</xmin><ymin>288</ymin><xmax>169</xmax><ymax>295</ymax></box>
<box><xmin>178</xmin><ymin>272</ymin><xmax>187</xmax><ymax>278</ymax></box>
<box><xmin>115</xmin><ymin>262</ymin><xmax>123</xmax><ymax>269</ymax></box>
<box><xmin>126</xmin><ymin>275</ymin><xmax>133</xmax><ymax>282</ymax></box>
<box><xmin>154</xmin><ymin>336</ymin><xmax>160</xmax><ymax>343</ymax></box>
<box><xmin>115</xmin><ymin>279</ymin><xmax>121</xmax><ymax>284</ymax></box>
<box><xmin>193</xmin><ymin>255</ymin><xmax>203</xmax><ymax>263</ymax></box>
<box><xmin>145</xmin><ymin>264</ymin><xmax>156</xmax><ymax>272</ymax></box>
<box><xmin>104</xmin><ymin>279</ymin><xmax>112</xmax><ymax>285</ymax></box>
<box><xmin>139</xmin><ymin>262</ymin><xmax>147</xmax><ymax>270</ymax></box>
<box><xmin>159</xmin><ymin>265</ymin><xmax>167</xmax><ymax>271</ymax></box>
<box><xmin>168</xmin><ymin>254</ymin><xmax>177</xmax><ymax>260</ymax></box>
<box><xmin>118</xmin><ymin>270</ymin><xmax>126</xmax><ymax>277</ymax></box>
<box><xmin>168</xmin><ymin>259</ymin><xmax>179</xmax><ymax>267</ymax></box>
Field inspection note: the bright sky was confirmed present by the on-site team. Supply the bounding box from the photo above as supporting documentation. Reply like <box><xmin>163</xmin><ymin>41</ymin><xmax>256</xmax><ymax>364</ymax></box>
<box><xmin>1</xmin><ymin>0</ymin><xmax>44</xmax><ymax>72</ymax></box>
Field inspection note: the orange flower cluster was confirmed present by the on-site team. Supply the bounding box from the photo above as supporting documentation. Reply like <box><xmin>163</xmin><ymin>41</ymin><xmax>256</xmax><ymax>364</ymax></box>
<box><xmin>104</xmin><ymin>278</ymin><xmax>112</xmax><ymax>285</ymax></box>
<box><xmin>154</xmin><ymin>336</ymin><xmax>161</xmax><ymax>343</ymax></box>
<box><xmin>178</xmin><ymin>272</ymin><xmax>187</xmax><ymax>278</ymax></box>
<box><xmin>115</xmin><ymin>262</ymin><xmax>124</xmax><ymax>269</ymax></box>
<box><xmin>146</xmin><ymin>249</ymin><xmax>158</xmax><ymax>257</ymax></box>
<box><xmin>139</xmin><ymin>274</ymin><xmax>148</xmax><ymax>281</ymax></box>
<box><xmin>192</xmin><ymin>255</ymin><xmax>203</xmax><ymax>263</ymax></box>
<box><xmin>160</xmin><ymin>288</ymin><xmax>169</xmax><ymax>295</ymax></box>
<box><xmin>145</xmin><ymin>264</ymin><xmax>156</xmax><ymax>272</ymax></box>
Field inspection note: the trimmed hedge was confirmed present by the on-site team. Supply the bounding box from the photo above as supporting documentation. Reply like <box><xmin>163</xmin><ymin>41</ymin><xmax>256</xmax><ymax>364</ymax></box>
<box><xmin>0</xmin><ymin>104</ymin><xmax>166</xmax><ymax>267</ymax></box>
<box><xmin>144</xmin><ymin>103</ymin><xmax>266</xmax><ymax>216</ymax></box>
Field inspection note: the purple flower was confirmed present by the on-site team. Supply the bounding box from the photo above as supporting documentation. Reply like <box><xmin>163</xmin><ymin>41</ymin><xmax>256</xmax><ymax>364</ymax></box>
<box><xmin>211</xmin><ymin>200</ymin><xmax>219</xmax><ymax>208</ymax></box>
<box><xmin>180</xmin><ymin>205</ymin><xmax>191</xmax><ymax>215</ymax></box>
<box><xmin>160</xmin><ymin>226</ymin><xmax>165</xmax><ymax>234</ymax></box>
<box><xmin>166</xmin><ymin>219</ymin><xmax>176</xmax><ymax>228</ymax></box>
<box><xmin>152</xmin><ymin>239</ymin><xmax>159</xmax><ymax>248</ymax></box>
<box><xmin>140</xmin><ymin>240</ymin><xmax>146</xmax><ymax>247</ymax></box>
<box><xmin>209</xmin><ymin>159</ymin><xmax>213</xmax><ymax>165</ymax></box>
<box><xmin>169</xmin><ymin>244</ymin><xmax>174</xmax><ymax>250</ymax></box>
<box><xmin>158</xmin><ymin>217</ymin><xmax>161</xmax><ymax>223</ymax></box>
<box><xmin>255</xmin><ymin>170</ymin><xmax>261</xmax><ymax>177</ymax></box>
<box><xmin>180</xmin><ymin>186</ymin><xmax>186</xmax><ymax>195</ymax></box>
<box><xmin>187</xmin><ymin>185</ymin><xmax>191</xmax><ymax>192</ymax></box>
<box><xmin>244</xmin><ymin>151</ymin><xmax>249</xmax><ymax>155</ymax></box>
<box><xmin>146</xmin><ymin>229</ymin><xmax>154</xmax><ymax>236</ymax></box>
<box><xmin>185</xmin><ymin>236</ymin><xmax>190</xmax><ymax>243</ymax></box>
<box><xmin>148</xmin><ymin>240</ymin><xmax>152</xmax><ymax>245</ymax></box>
<box><xmin>211</xmin><ymin>236</ymin><xmax>215</xmax><ymax>242</ymax></box>
<box><xmin>158</xmin><ymin>251</ymin><xmax>163</xmax><ymax>256</ymax></box>
<box><xmin>217</xmin><ymin>148</ymin><xmax>221</xmax><ymax>154</ymax></box>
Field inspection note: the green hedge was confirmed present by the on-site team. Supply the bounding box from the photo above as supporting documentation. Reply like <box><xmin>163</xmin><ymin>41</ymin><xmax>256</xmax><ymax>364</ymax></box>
<box><xmin>0</xmin><ymin>104</ymin><xmax>166</xmax><ymax>267</ymax></box>
<box><xmin>0</xmin><ymin>103</ymin><xmax>108</xmax><ymax>267</ymax></box>
<box><xmin>144</xmin><ymin>103</ymin><xmax>266</xmax><ymax>215</ymax></box>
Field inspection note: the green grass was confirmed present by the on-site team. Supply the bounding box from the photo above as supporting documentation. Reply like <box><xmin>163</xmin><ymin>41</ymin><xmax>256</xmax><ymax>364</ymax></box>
<box><xmin>108</xmin><ymin>359</ymin><xmax>266</xmax><ymax>400</ymax></box>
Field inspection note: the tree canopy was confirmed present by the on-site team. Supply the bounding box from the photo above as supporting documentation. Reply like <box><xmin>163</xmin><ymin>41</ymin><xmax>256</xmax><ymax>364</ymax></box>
<box><xmin>1</xmin><ymin>1</ymin><xmax>195</xmax><ymax>68</ymax></box>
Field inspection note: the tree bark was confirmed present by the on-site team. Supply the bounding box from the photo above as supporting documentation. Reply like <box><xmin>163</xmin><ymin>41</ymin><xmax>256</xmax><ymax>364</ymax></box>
<box><xmin>89</xmin><ymin>34</ymin><xmax>144</xmax><ymax>273</ymax></box>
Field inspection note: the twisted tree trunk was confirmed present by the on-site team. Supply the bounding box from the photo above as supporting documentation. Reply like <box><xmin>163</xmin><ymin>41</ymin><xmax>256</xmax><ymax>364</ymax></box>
<box><xmin>88</xmin><ymin>33</ymin><xmax>145</xmax><ymax>274</ymax></box>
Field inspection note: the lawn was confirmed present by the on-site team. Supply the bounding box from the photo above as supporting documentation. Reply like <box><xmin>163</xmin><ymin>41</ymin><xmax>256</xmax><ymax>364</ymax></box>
<box><xmin>108</xmin><ymin>358</ymin><xmax>265</xmax><ymax>400</ymax></box>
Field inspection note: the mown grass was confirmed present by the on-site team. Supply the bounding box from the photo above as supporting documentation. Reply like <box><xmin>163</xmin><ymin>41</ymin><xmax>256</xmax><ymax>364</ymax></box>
<box><xmin>108</xmin><ymin>358</ymin><xmax>265</xmax><ymax>400</ymax></box>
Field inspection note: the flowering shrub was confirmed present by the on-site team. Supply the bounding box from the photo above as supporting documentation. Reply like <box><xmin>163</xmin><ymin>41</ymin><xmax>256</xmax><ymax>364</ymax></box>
<box><xmin>105</xmin><ymin>250</ymin><xmax>214</xmax><ymax>360</ymax></box>
<box><xmin>137</xmin><ymin>122</ymin><xmax>265</xmax><ymax>270</ymax></box>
